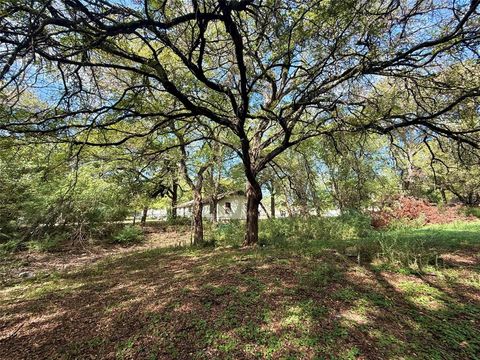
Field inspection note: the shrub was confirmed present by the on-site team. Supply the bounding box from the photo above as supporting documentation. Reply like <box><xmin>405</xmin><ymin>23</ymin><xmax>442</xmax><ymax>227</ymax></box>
<box><xmin>372</xmin><ymin>229</ymin><xmax>441</xmax><ymax>270</ymax></box>
<box><xmin>210</xmin><ymin>220</ymin><xmax>244</xmax><ymax>247</ymax></box>
<box><xmin>111</xmin><ymin>225</ymin><xmax>144</xmax><ymax>244</ymax></box>
<box><xmin>385</xmin><ymin>214</ymin><xmax>427</xmax><ymax>230</ymax></box>
<box><xmin>27</xmin><ymin>233</ymin><xmax>64</xmax><ymax>252</ymax></box>
<box><xmin>0</xmin><ymin>238</ymin><xmax>25</xmax><ymax>255</ymax></box>
<box><xmin>259</xmin><ymin>211</ymin><xmax>372</xmax><ymax>248</ymax></box>
<box><xmin>464</xmin><ymin>207</ymin><xmax>480</xmax><ymax>218</ymax></box>
<box><xmin>165</xmin><ymin>217</ymin><xmax>191</xmax><ymax>226</ymax></box>
<box><xmin>371</xmin><ymin>196</ymin><xmax>475</xmax><ymax>228</ymax></box>
<box><xmin>211</xmin><ymin>212</ymin><xmax>373</xmax><ymax>250</ymax></box>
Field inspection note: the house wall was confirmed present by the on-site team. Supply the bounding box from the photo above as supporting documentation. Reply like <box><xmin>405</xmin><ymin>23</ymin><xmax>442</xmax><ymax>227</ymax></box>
<box><xmin>217</xmin><ymin>195</ymin><xmax>246</xmax><ymax>220</ymax></box>
<box><xmin>179</xmin><ymin>206</ymin><xmax>191</xmax><ymax>218</ymax></box>
<box><xmin>177</xmin><ymin>203</ymin><xmax>212</xmax><ymax>219</ymax></box>
<box><xmin>147</xmin><ymin>209</ymin><xmax>168</xmax><ymax>219</ymax></box>
<box><xmin>202</xmin><ymin>205</ymin><xmax>212</xmax><ymax>219</ymax></box>
<box><xmin>176</xmin><ymin>194</ymin><xmax>271</xmax><ymax>221</ymax></box>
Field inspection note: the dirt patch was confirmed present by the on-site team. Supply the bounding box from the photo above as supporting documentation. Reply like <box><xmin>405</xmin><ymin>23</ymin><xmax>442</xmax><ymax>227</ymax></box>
<box><xmin>0</xmin><ymin>226</ymin><xmax>191</xmax><ymax>285</ymax></box>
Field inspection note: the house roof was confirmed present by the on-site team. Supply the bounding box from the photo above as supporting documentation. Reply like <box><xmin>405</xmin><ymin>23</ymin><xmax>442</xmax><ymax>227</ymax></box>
<box><xmin>175</xmin><ymin>199</ymin><xmax>195</xmax><ymax>208</ymax></box>
<box><xmin>175</xmin><ymin>190</ymin><xmax>245</xmax><ymax>209</ymax></box>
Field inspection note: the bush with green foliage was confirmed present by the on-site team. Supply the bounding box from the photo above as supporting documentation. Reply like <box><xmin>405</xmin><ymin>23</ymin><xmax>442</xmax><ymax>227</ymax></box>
<box><xmin>26</xmin><ymin>233</ymin><xmax>65</xmax><ymax>252</ymax></box>
<box><xmin>0</xmin><ymin>143</ymin><xmax>130</xmax><ymax>242</ymax></box>
<box><xmin>165</xmin><ymin>217</ymin><xmax>191</xmax><ymax>226</ymax></box>
<box><xmin>210</xmin><ymin>220</ymin><xmax>244</xmax><ymax>247</ymax></box>
<box><xmin>211</xmin><ymin>212</ymin><xmax>373</xmax><ymax>250</ymax></box>
<box><xmin>111</xmin><ymin>225</ymin><xmax>144</xmax><ymax>244</ymax></box>
<box><xmin>0</xmin><ymin>239</ymin><xmax>25</xmax><ymax>255</ymax></box>
<box><xmin>464</xmin><ymin>207</ymin><xmax>480</xmax><ymax>218</ymax></box>
<box><xmin>383</xmin><ymin>214</ymin><xmax>427</xmax><ymax>230</ymax></box>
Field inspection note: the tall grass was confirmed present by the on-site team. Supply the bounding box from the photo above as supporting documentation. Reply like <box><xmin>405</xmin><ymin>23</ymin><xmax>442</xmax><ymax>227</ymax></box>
<box><xmin>210</xmin><ymin>212</ymin><xmax>370</xmax><ymax>248</ymax></box>
<box><xmin>210</xmin><ymin>215</ymin><xmax>480</xmax><ymax>270</ymax></box>
<box><xmin>464</xmin><ymin>207</ymin><xmax>480</xmax><ymax>218</ymax></box>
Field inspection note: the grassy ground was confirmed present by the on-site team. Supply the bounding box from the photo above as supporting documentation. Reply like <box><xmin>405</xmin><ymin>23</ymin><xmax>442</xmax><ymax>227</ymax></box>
<box><xmin>0</xmin><ymin>221</ymin><xmax>479</xmax><ymax>359</ymax></box>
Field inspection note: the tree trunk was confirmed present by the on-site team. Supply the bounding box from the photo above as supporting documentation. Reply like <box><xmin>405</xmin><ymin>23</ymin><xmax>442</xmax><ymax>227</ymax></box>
<box><xmin>260</xmin><ymin>201</ymin><xmax>270</xmax><ymax>219</ymax></box>
<box><xmin>270</xmin><ymin>183</ymin><xmax>276</xmax><ymax>218</ymax></box>
<box><xmin>141</xmin><ymin>206</ymin><xmax>148</xmax><ymax>226</ymax></box>
<box><xmin>211</xmin><ymin>199</ymin><xmax>218</xmax><ymax>223</ymax></box>
<box><xmin>244</xmin><ymin>180</ymin><xmax>262</xmax><ymax>246</ymax></box>
<box><xmin>332</xmin><ymin>178</ymin><xmax>344</xmax><ymax>214</ymax></box>
<box><xmin>177</xmin><ymin>139</ymin><xmax>208</xmax><ymax>245</ymax></box>
<box><xmin>191</xmin><ymin>171</ymin><xmax>206</xmax><ymax>245</ymax></box>
<box><xmin>171</xmin><ymin>181</ymin><xmax>178</xmax><ymax>219</ymax></box>
<box><xmin>441</xmin><ymin>189</ymin><xmax>448</xmax><ymax>204</ymax></box>
<box><xmin>192</xmin><ymin>188</ymin><xmax>204</xmax><ymax>244</ymax></box>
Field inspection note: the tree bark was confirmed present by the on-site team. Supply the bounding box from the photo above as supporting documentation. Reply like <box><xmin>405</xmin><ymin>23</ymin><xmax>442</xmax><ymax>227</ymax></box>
<box><xmin>141</xmin><ymin>206</ymin><xmax>148</xmax><ymax>226</ymax></box>
<box><xmin>260</xmin><ymin>201</ymin><xmax>270</xmax><ymax>219</ymax></box>
<box><xmin>210</xmin><ymin>199</ymin><xmax>218</xmax><ymax>223</ymax></box>
<box><xmin>176</xmin><ymin>131</ymin><xmax>209</xmax><ymax>244</ymax></box>
<box><xmin>192</xmin><ymin>188</ymin><xmax>204</xmax><ymax>244</ymax></box>
<box><xmin>270</xmin><ymin>186</ymin><xmax>275</xmax><ymax>218</ymax></box>
<box><xmin>244</xmin><ymin>179</ymin><xmax>262</xmax><ymax>246</ymax></box>
<box><xmin>441</xmin><ymin>189</ymin><xmax>448</xmax><ymax>204</ymax></box>
<box><xmin>171</xmin><ymin>180</ymin><xmax>178</xmax><ymax>219</ymax></box>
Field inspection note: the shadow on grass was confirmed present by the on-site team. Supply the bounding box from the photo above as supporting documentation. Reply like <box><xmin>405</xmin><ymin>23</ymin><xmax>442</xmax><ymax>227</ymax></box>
<box><xmin>0</xmin><ymin>229</ymin><xmax>479</xmax><ymax>359</ymax></box>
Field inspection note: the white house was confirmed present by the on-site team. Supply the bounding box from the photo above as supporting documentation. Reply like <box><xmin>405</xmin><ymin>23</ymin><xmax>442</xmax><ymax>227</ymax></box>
<box><xmin>175</xmin><ymin>191</ymin><xmax>269</xmax><ymax>221</ymax></box>
<box><xmin>173</xmin><ymin>191</ymin><xmax>341</xmax><ymax>221</ymax></box>
<box><xmin>146</xmin><ymin>208</ymin><xmax>168</xmax><ymax>219</ymax></box>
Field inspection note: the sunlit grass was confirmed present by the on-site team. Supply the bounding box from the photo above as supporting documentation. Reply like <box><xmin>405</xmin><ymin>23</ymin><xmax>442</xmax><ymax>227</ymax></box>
<box><xmin>1</xmin><ymin>220</ymin><xmax>479</xmax><ymax>359</ymax></box>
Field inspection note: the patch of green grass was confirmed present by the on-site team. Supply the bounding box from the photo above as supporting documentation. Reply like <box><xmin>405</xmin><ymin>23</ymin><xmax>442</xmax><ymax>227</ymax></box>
<box><xmin>239</xmin><ymin>275</ymin><xmax>266</xmax><ymax>303</ymax></box>
<box><xmin>298</xmin><ymin>262</ymin><xmax>343</xmax><ymax>290</ymax></box>
<box><xmin>0</xmin><ymin>239</ymin><xmax>24</xmax><ymax>255</ymax></box>
<box><xmin>463</xmin><ymin>207</ymin><xmax>480</xmax><ymax>218</ymax></box>
<box><xmin>218</xmin><ymin>303</ymin><xmax>243</xmax><ymax>328</ymax></box>
<box><xmin>298</xmin><ymin>299</ymin><xmax>330</xmax><ymax>319</ymax></box>
<box><xmin>116</xmin><ymin>336</ymin><xmax>136</xmax><ymax>359</ymax></box>
<box><xmin>2</xmin><ymin>221</ymin><xmax>480</xmax><ymax>360</ymax></box>
<box><xmin>237</xmin><ymin>321</ymin><xmax>265</xmax><ymax>342</ymax></box>
<box><xmin>339</xmin><ymin>346</ymin><xmax>361</xmax><ymax>360</ymax></box>
<box><xmin>333</xmin><ymin>286</ymin><xmax>358</xmax><ymax>301</ymax></box>
<box><xmin>1</xmin><ymin>272</ymin><xmax>85</xmax><ymax>300</ymax></box>
<box><xmin>61</xmin><ymin>336</ymin><xmax>107</xmax><ymax>358</ymax></box>
<box><xmin>397</xmin><ymin>280</ymin><xmax>447</xmax><ymax>308</ymax></box>
<box><xmin>411</xmin><ymin>313</ymin><xmax>480</xmax><ymax>358</ymax></box>
<box><xmin>281</xmin><ymin>304</ymin><xmax>310</xmax><ymax>328</ymax></box>
<box><xmin>214</xmin><ymin>333</ymin><xmax>239</xmax><ymax>354</ymax></box>
<box><xmin>385</xmin><ymin>221</ymin><xmax>480</xmax><ymax>250</ymax></box>
<box><xmin>370</xmin><ymin>330</ymin><xmax>406</xmax><ymax>354</ymax></box>
<box><xmin>104</xmin><ymin>295</ymin><xmax>139</xmax><ymax>313</ymax></box>
<box><xmin>363</xmin><ymin>291</ymin><xmax>394</xmax><ymax>308</ymax></box>
<box><xmin>366</xmin><ymin>220</ymin><xmax>480</xmax><ymax>270</ymax></box>
<box><xmin>321</xmin><ymin>323</ymin><xmax>349</xmax><ymax>344</ymax></box>
<box><xmin>27</xmin><ymin>234</ymin><xmax>64</xmax><ymax>252</ymax></box>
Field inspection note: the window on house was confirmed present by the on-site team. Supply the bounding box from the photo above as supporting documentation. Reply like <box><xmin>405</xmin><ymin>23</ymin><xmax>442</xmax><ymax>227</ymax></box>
<box><xmin>224</xmin><ymin>202</ymin><xmax>232</xmax><ymax>214</ymax></box>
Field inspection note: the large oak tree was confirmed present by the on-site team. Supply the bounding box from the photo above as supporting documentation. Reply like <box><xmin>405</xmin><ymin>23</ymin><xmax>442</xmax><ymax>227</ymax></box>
<box><xmin>1</xmin><ymin>0</ymin><xmax>480</xmax><ymax>244</ymax></box>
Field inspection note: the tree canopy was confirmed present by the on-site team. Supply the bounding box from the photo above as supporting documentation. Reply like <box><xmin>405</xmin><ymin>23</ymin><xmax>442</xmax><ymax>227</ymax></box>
<box><xmin>1</xmin><ymin>0</ymin><xmax>480</xmax><ymax>244</ymax></box>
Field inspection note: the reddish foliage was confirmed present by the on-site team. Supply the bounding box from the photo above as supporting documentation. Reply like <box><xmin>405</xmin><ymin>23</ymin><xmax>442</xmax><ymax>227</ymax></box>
<box><xmin>371</xmin><ymin>196</ymin><xmax>475</xmax><ymax>228</ymax></box>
